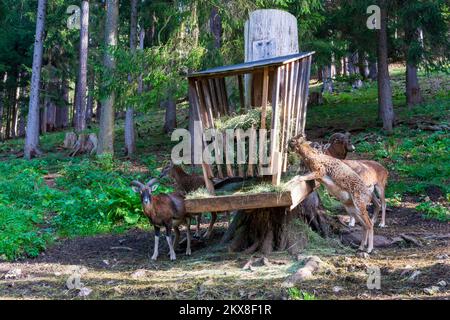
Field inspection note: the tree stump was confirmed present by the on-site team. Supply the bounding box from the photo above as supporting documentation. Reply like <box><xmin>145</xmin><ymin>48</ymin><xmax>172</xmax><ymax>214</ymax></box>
<box><xmin>221</xmin><ymin>190</ymin><xmax>330</xmax><ymax>255</ymax></box>
<box><xmin>65</xmin><ymin>132</ymin><xmax>98</xmax><ymax>157</ymax></box>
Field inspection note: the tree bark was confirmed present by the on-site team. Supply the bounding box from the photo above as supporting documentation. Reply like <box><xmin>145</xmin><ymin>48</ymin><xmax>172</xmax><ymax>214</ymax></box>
<box><xmin>40</xmin><ymin>88</ymin><xmax>48</xmax><ymax>134</ymax></box>
<box><xmin>321</xmin><ymin>65</ymin><xmax>333</xmax><ymax>93</ymax></box>
<box><xmin>368</xmin><ymin>60</ymin><xmax>378</xmax><ymax>80</ymax></box>
<box><xmin>17</xmin><ymin>85</ymin><xmax>26</xmax><ymax>137</ymax></box>
<box><xmin>124</xmin><ymin>0</ymin><xmax>138</xmax><ymax>157</ymax></box>
<box><xmin>0</xmin><ymin>87</ymin><xmax>4</xmax><ymax>140</ymax></box>
<box><xmin>163</xmin><ymin>94</ymin><xmax>177</xmax><ymax>134</ymax></box>
<box><xmin>97</xmin><ymin>0</ymin><xmax>118</xmax><ymax>155</ymax></box>
<box><xmin>74</xmin><ymin>0</ymin><xmax>89</xmax><ymax>132</ymax></box>
<box><xmin>210</xmin><ymin>6</ymin><xmax>222</xmax><ymax>49</ymax></box>
<box><xmin>86</xmin><ymin>68</ymin><xmax>94</xmax><ymax>125</ymax></box>
<box><xmin>376</xmin><ymin>0</ymin><xmax>395</xmax><ymax>133</ymax></box>
<box><xmin>359</xmin><ymin>53</ymin><xmax>370</xmax><ymax>80</ymax></box>
<box><xmin>405</xmin><ymin>27</ymin><xmax>423</xmax><ymax>108</ymax></box>
<box><xmin>222</xmin><ymin>200</ymin><xmax>327</xmax><ymax>255</ymax></box>
<box><xmin>46</xmin><ymin>100</ymin><xmax>56</xmax><ymax>131</ymax></box>
<box><xmin>24</xmin><ymin>0</ymin><xmax>46</xmax><ymax>159</ymax></box>
<box><xmin>10</xmin><ymin>85</ymin><xmax>19</xmax><ymax>138</ymax></box>
<box><xmin>56</xmin><ymin>77</ymin><xmax>69</xmax><ymax>129</ymax></box>
<box><xmin>406</xmin><ymin>63</ymin><xmax>422</xmax><ymax>107</ymax></box>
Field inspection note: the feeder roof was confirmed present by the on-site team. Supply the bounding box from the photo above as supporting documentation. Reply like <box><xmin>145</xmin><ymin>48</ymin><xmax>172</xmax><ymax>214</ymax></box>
<box><xmin>188</xmin><ymin>51</ymin><xmax>314</xmax><ymax>78</ymax></box>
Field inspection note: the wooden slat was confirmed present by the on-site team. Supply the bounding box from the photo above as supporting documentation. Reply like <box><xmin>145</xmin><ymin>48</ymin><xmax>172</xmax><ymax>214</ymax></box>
<box><xmin>195</xmin><ymin>81</ymin><xmax>210</xmax><ymax>127</ymax></box>
<box><xmin>283</xmin><ymin>62</ymin><xmax>295</xmax><ymax>171</ymax></box>
<box><xmin>237</xmin><ymin>75</ymin><xmax>245</xmax><ymax>112</ymax></box>
<box><xmin>201</xmin><ymin>79</ymin><xmax>224</xmax><ymax>179</ymax></box>
<box><xmin>190</xmin><ymin>79</ymin><xmax>215</xmax><ymax>192</ymax></box>
<box><xmin>278</xmin><ymin>65</ymin><xmax>289</xmax><ymax>174</ymax></box>
<box><xmin>297</xmin><ymin>58</ymin><xmax>309</xmax><ymax>135</ymax></box>
<box><xmin>258</xmin><ymin>67</ymin><xmax>270</xmax><ymax>175</ymax></box>
<box><xmin>220</xmin><ymin>78</ymin><xmax>232</xmax><ymax>114</ymax></box>
<box><xmin>290</xmin><ymin>61</ymin><xmax>300</xmax><ymax>139</ymax></box>
<box><xmin>270</xmin><ymin>67</ymin><xmax>281</xmax><ymax>185</ymax></box>
<box><xmin>300</xmin><ymin>56</ymin><xmax>312</xmax><ymax>134</ymax></box>
<box><xmin>224</xmin><ymin>131</ymin><xmax>235</xmax><ymax>177</ymax></box>
<box><xmin>235</xmin><ymin>129</ymin><xmax>245</xmax><ymax>177</ymax></box>
<box><xmin>247</xmin><ymin>125</ymin><xmax>257</xmax><ymax>177</ymax></box>
<box><xmin>295</xmin><ymin>59</ymin><xmax>306</xmax><ymax>135</ymax></box>
<box><xmin>294</xmin><ymin>60</ymin><xmax>304</xmax><ymax>135</ymax></box>
<box><xmin>185</xmin><ymin>175</ymin><xmax>313</xmax><ymax>213</ymax></box>
<box><xmin>215</xmin><ymin>78</ymin><xmax>226</xmax><ymax>116</ymax></box>
<box><xmin>207</xmin><ymin>78</ymin><xmax>219</xmax><ymax>117</ymax></box>
<box><xmin>260</xmin><ymin>67</ymin><xmax>269</xmax><ymax>129</ymax></box>
<box><xmin>285</xmin><ymin>178</ymin><xmax>315</xmax><ymax>210</ymax></box>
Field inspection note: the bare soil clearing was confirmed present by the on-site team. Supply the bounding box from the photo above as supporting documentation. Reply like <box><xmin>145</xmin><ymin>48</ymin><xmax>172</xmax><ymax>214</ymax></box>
<box><xmin>1</xmin><ymin>206</ymin><xmax>448</xmax><ymax>300</ymax></box>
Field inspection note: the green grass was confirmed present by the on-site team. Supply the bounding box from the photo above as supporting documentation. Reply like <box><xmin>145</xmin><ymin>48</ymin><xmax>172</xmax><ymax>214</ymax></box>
<box><xmin>0</xmin><ymin>112</ymin><xmax>178</xmax><ymax>261</ymax></box>
<box><xmin>287</xmin><ymin>287</ymin><xmax>317</xmax><ymax>300</ymax></box>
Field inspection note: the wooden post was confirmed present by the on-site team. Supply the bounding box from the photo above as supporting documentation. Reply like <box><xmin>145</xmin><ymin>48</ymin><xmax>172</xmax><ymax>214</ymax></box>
<box><xmin>191</xmin><ymin>79</ymin><xmax>215</xmax><ymax>194</ymax></box>
<box><xmin>238</xmin><ymin>75</ymin><xmax>245</xmax><ymax>111</ymax></box>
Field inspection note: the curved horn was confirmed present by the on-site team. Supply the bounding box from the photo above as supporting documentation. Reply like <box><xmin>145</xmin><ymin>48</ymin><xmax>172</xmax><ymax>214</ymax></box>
<box><xmin>146</xmin><ymin>178</ymin><xmax>159</xmax><ymax>187</ymax></box>
<box><xmin>130</xmin><ymin>180</ymin><xmax>145</xmax><ymax>189</ymax></box>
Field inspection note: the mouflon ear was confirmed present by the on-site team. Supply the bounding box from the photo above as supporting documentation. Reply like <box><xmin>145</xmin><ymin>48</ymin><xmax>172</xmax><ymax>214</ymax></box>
<box><xmin>151</xmin><ymin>184</ymin><xmax>159</xmax><ymax>192</ymax></box>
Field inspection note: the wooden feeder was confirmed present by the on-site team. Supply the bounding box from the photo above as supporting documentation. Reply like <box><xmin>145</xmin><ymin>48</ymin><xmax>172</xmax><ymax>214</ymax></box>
<box><xmin>186</xmin><ymin>52</ymin><xmax>314</xmax><ymax>213</ymax></box>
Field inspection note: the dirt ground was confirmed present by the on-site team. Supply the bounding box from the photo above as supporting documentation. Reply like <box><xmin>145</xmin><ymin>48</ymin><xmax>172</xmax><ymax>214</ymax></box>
<box><xmin>0</xmin><ymin>204</ymin><xmax>449</xmax><ymax>300</ymax></box>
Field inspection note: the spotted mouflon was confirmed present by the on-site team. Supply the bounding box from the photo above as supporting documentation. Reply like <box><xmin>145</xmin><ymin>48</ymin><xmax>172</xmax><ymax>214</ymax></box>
<box><xmin>289</xmin><ymin>134</ymin><xmax>375</xmax><ymax>253</ymax></box>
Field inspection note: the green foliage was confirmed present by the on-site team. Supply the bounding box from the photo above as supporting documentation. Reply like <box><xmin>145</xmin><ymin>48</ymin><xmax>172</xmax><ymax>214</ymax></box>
<box><xmin>287</xmin><ymin>287</ymin><xmax>317</xmax><ymax>300</ymax></box>
<box><xmin>416</xmin><ymin>202</ymin><xmax>449</xmax><ymax>222</ymax></box>
<box><xmin>0</xmin><ymin>141</ymin><xmax>172</xmax><ymax>260</ymax></box>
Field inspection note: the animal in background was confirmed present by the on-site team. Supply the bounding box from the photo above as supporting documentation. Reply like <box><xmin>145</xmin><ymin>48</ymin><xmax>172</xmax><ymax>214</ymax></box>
<box><xmin>160</xmin><ymin>162</ymin><xmax>240</xmax><ymax>239</ymax></box>
<box><xmin>317</xmin><ymin>132</ymin><xmax>389</xmax><ymax>227</ymax></box>
<box><xmin>131</xmin><ymin>178</ymin><xmax>191</xmax><ymax>261</ymax></box>
<box><xmin>289</xmin><ymin>134</ymin><xmax>375</xmax><ymax>253</ymax></box>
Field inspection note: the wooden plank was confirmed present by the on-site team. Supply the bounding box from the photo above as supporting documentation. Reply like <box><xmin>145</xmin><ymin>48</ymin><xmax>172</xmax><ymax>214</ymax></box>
<box><xmin>207</xmin><ymin>78</ymin><xmax>219</xmax><ymax>117</ymax></box>
<box><xmin>300</xmin><ymin>56</ymin><xmax>312</xmax><ymax>134</ymax></box>
<box><xmin>235</xmin><ymin>129</ymin><xmax>245</xmax><ymax>177</ymax></box>
<box><xmin>297</xmin><ymin>57</ymin><xmax>309</xmax><ymax>135</ymax></box>
<box><xmin>290</xmin><ymin>61</ymin><xmax>299</xmax><ymax>139</ymax></box>
<box><xmin>191</xmin><ymin>79</ymin><xmax>215</xmax><ymax>191</ymax></box>
<box><xmin>195</xmin><ymin>81</ymin><xmax>209</xmax><ymax>127</ymax></box>
<box><xmin>247</xmin><ymin>125</ymin><xmax>257</xmax><ymax>177</ymax></box>
<box><xmin>295</xmin><ymin>59</ymin><xmax>306</xmax><ymax>135</ymax></box>
<box><xmin>201</xmin><ymin>79</ymin><xmax>215</xmax><ymax>126</ymax></box>
<box><xmin>293</xmin><ymin>60</ymin><xmax>303</xmax><ymax>135</ymax></box>
<box><xmin>260</xmin><ymin>67</ymin><xmax>269</xmax><ymax>129</ymax></box>
<box><xmin>185</xmin><ymin>175</ymin><xmax>313</xmax><ymax>213</ymax></box>
<box><xmin>224</xmin><ymin>133</ymin><xmax>235</xmax><ymax>177</ymax></box>
<box><xmin>188</xmin><ymin>52</ymin><xmax>314</xmax><ymax>79</ymax></box>
<box><xmin>283</xmin><ymin>62</ymin><xmax>295</xmax><ymax>171</ymax></box>
<box><xmin>186</xmin><ymin>192</ymin><xmax>292</xmax><ymax>213</ymax></box>
<box><xmin>216</xmin><ymin>78</ymin><xmax>227</xmax><ymax>116</ymax></box>
<box><xmin>278</xmin><ymin>64</ymin><xmax>289</xmax><ymax>174</ymax></box>
<box><xmin>258</xmin><ymin>67</ymin><xmax>270</xmax><ymax>176</ymax></box>
<box><xmin>285</xmin><ymin>177</ymin><xmax>314</xmax><ymax>210</ymax></box>
<box><xmin>270</xmin><ymin>67</ymin><xmax>281</xmax><ymax>185</ymax></box>
<box><xmin>220</xmin><ymin>78</ymin><xmax>229</xmax><ymax>114</ymax></box>
<box><xmin>201</xmin><ymin>79</ymin><xmax>224</xmax><ymax>179</ymax></box>
<box><xmin>237</xmin><ymin>75</ymin><xmax>245</xmax><ymax>112</ymax></box>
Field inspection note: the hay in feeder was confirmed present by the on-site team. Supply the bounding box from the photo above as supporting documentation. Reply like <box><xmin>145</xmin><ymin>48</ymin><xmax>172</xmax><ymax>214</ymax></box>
<box><xmin>215</xmin><ymin>107</ymin><xmax>273</xmax><ymax>131</ymax></box>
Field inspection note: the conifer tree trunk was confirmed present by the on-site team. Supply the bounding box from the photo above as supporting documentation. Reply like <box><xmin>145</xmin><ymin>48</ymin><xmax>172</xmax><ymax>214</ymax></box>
<box><xmin>24</xmin><ymin>0</ymin><xmax>47</xmax><ymax>159</ymax></box>
<box><xmin>74</xmin><ymin>0</ymin><xmax>89</xmax><ymax>132</ymax></box>
<box><xmin>98</xmin><ymin>0</ymin><xmax>118</xmax><ymax>155</ymax></box>
<box><xmin>124</xmin><ymin>0</ymin><xmax>138</xmax><ymax>156</ymax></box>
<box><xmin>376</xmin><ymin>0</ymin><xmax>395</xmax><ymax>133</ymax></box>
